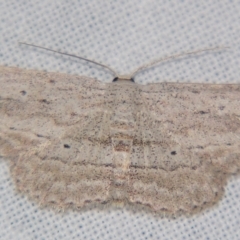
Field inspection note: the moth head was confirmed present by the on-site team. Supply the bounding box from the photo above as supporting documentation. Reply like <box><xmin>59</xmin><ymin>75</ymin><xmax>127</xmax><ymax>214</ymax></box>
<box><xmin>112</xmin><ymin>76</ymin><xmax>135</xmax><ymax>83</ymax></box>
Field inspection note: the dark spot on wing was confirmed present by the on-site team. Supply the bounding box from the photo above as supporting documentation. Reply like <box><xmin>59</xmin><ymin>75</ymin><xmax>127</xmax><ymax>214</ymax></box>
<box><xmin>20</xmin><ymin>90</ymin><xmax>27</xmax><ymax>96</ymax></box>
<box><xmin>39</xmin><ymin>99</ymin><xmax>50</xmax><ymax>104</ymax></box>
<box><xmin>191</xmin><ymin>90</ymin><xmax>200</xmax><ymax>94</ymax></box>
<box><xmin>198</xmin><ymin>111</ymin><xmax>209</xmax><ymax>114</ymax></box>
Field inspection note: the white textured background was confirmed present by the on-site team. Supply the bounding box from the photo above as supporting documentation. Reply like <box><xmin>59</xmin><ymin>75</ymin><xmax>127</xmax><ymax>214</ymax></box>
<box><xmin>0</xmin><ymin>0</ymin><xmax>240</xmax><ymax>239</ymax></box>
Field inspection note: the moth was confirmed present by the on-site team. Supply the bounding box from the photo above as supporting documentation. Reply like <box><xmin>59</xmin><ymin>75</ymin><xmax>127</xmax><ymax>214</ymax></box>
<box><xmin>0</xmin><ymin>43</ymin><xmax>239</xmax><ymax>215</ymax></box>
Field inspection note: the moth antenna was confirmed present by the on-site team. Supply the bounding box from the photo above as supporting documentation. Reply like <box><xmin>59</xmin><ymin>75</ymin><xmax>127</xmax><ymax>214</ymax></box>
<box><xmin>18</xmin><ymin>42</ymin><xmax>118</xmax><ymax>77</ymax></box>
<box><xmin>129</xmin><ymin>46</ymin><xmax>230</xmax><ymax>79</ymax></box>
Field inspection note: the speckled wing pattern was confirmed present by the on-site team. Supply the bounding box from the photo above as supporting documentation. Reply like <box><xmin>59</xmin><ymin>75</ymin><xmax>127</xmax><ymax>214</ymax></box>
<box><xmin>0</xmin><ymin>65</ymin><xmax>240</xmax><ymax>215</ymax></box>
